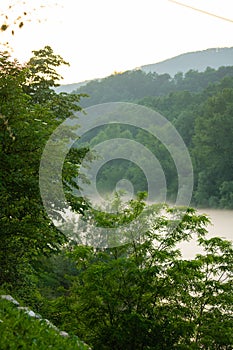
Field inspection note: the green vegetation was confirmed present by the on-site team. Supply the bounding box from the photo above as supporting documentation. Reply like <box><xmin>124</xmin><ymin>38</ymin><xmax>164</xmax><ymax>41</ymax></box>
<box><xmin>0</xmin><ymin>46</ymin><xmax>89</xmax><ymax>296</ymax></box>
<box><xmin>33</xmin><ymin>200</ymin><xmax>233</xmax><ymax>350</ymax></box>
<box><xmin>0</xmin><ymin>46</ymin><xmax>92</xmax><ymax>347</ymax></box>
<box><xmin>74</xmin><ymin>67</ymin><xmax>233</xmax><ymax>208</ymax></box>
<box><xmin>0</xmin><ymin>297</ymin><xmax>90</xmax><ymax>349</ymax></box>
<box><xmin>0</xmin><ymin>25</ymin><xmax>232</xmax><ymax>349</ymax></box>
<box><xmin>74</xmin><ymin>66</ymin><xmax>233</xmax><ymax>107</ymax></box>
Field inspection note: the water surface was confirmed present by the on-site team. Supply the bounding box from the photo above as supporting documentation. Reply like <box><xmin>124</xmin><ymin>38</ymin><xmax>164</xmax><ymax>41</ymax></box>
<box><xmin>180</xmin><ymin>209</ymin><xmax>233</xmax><ymax>259</ymax></box>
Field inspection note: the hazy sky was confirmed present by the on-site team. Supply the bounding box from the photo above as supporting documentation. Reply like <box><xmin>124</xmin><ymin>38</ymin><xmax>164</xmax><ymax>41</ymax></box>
<box><xmin>1</xmin><ymin>0</ymin><xmax>233</xmax><ymax>83</ymax></box>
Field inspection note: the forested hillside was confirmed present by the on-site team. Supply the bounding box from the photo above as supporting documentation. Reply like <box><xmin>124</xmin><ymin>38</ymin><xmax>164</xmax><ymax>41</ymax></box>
<box><xmin>73</xmin><ymin>67</ymin><xmax>233</xmax><ymax>209</ymax></box>
<box><xmin>1</xmin><ymin>46</ymin><xmax>232</xmax><ymax>349</ymax></box>
<box><xmin>74</xmin><ymin>66</ymin><xmax>233</xmax><ymax>107</ymax></box>
<box><xmin>57</xmin><ymin>47</ymin><xmax>233</xmax><ymax>93</ymax></box>
<box><xmin>1</xmin><ymin>2</ymin><xmax>233</xmax><ymax>349</ymax></box>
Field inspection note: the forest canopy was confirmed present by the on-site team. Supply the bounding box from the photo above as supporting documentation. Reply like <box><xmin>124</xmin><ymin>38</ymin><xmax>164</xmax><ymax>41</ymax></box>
<box><xmin>73</xmin><ymin>66</ymin><xmax>233</xmax><ymax>208</ymax></box>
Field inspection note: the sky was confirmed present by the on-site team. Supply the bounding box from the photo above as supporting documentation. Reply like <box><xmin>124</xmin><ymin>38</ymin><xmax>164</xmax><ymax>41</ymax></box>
<box><xmin>0</xmin><ymin>0</ymin><xmax>233</xmax><ymax>84</ymax></box>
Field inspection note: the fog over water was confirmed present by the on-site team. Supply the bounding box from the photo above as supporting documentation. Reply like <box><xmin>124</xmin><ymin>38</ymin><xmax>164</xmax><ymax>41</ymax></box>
<box><xmin>179</xmin><ymin>209</ymin><xmax>233</xmax><ymax>259</ymax></box>
<box><xmin>63</xmin><ymin>191</ymin><xmax>232</xmax><ymax>258</ymax></box>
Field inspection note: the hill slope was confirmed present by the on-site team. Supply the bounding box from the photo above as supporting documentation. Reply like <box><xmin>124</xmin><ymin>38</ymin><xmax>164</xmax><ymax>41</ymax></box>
<box><xmin>141</xmin><ymin>47</ymin><xmax>233</xmax><ymax>76</ymax></box>
<box><xmin>0</xmin><ymin>295</ymin><xmax>91</xmax><ymax>350</ymax></box>
<box><xmin>73</xmin><ymin>65</ymin><xmax>233</xmax><ymax>108</ymax></box>
<box><xmin>57</xmin><ymin>47</ymin><xmax>233</xmax><ymax>93</ymax></box>
<box><xmin>54</xmin><ymin>80</ymin><xmax>90</xmax><ymax>94</ymax></box>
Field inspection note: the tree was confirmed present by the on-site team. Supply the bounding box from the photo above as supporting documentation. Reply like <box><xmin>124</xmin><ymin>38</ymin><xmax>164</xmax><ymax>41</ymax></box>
<box><xmin>193</xmin><ymin>88</ymin><xmax>233</xmax><ymax>207</ymax></box>
<box><xmin>0</xmin><ymin>46</ymin><xmax>86</xmax><ymax>298</ymax></box>
<box><xmin>38</xmin><ymin>198</ymin><xmax>233</xmax><ymax>350</ymax></box>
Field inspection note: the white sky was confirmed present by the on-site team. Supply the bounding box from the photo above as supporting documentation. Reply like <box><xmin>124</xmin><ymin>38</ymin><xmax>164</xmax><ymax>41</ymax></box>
<box><xmin>0</xmin><ymin>0</ymin><xmax>233</xmax><ymax>83</ymax></box>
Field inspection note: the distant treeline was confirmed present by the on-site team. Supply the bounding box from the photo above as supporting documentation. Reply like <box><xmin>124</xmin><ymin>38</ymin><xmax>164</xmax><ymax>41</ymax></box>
<box><xmin>74</xmin><ymin>66</ymin><xmax>233</xmax><ymax>107</ymax></box>
<box><xmin>74</xmin><ymin>67</ymin><xmax>233</xmax><ymax>208</ymax></box>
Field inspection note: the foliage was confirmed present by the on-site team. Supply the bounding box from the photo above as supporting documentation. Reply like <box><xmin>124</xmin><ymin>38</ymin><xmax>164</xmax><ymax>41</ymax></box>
<box><xmin>36</xmin><ymin>200</ymin><xmax>233</xmax><ymax>350</ymax></box>
<box><xmin>192</xmin><ymin>88</ymin><xmax>233</xmax><ymax>207</ymax></box>
<box><xmin>73</xmin><ymin>69</ymin><xmax>233</xmax><ymax>208</ymax></box>
<box><xmin>74</xmin><ymin>66</ymin><xmax>233</xmax><ymax>108</ymax></box>
<box><xmin>0</xmin><ymin>14</ymin><xmax>232</xmax><ymax>349</ymax></box>
<box><xmin>0</xmin><ymin>47</ymin><xmax>86</xmax><ymax>297</ymax></box>
<box><xmin>0</xmin><ymin>297</ymin><xmax>91</xmax><ymax>350</ymax></box>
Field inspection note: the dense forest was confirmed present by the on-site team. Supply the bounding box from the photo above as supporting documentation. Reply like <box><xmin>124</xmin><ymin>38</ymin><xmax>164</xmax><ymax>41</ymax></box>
<box><xmin>73</xmin><ymin>67</ymin><xmax>233</xmax><ymax>209</ymax></box>
<box><xmin>0</xmin><ymin>45</ymin><xmax>233</xmax><ymax>349</ymax></box>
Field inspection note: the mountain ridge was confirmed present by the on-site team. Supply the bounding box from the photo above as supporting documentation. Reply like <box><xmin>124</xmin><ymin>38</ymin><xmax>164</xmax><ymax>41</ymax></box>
<box><xmin>140</xmin><ymin>47</ymin><xmax>233</xmax><ymax>76</ymax></box>
<box><xmin>56</xmin><ymin>47</ymin><xmax>233</xmax><ymax>93</ymax></box>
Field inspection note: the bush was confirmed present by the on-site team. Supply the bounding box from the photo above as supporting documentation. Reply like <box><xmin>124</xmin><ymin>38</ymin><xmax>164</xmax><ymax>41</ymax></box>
<box><xmin>0</xmin><ymin>297</ymin><xmax>91</xmax><ymax>350</ymax></box>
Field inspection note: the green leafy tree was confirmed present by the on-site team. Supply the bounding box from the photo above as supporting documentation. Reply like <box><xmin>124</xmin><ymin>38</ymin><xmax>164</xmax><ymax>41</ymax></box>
<box><xmin>38</xmin><ymin>198</ymin><xmax>233</xmax><ymax>350</ymax></box>
<box><xmin>0</xmin><ymin>47</ymin><xmax>86</xmax><ymax>299</ymax></box>
<box><xmin>193</xmin><ymin>88</ymin><xmax>233</xmax><ymax>208</ymax></box>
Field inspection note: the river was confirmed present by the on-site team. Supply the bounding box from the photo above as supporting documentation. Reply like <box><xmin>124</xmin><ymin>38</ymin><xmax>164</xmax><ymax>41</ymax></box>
<box><xmin>179</xmin><ymin>209</ymin><xmax>233</xmax><ymax>259</ymax></box>
<box><xmin>63</xmin><ymin>203</ymin><xmax>232</xmax><ymax>259</ymax></box>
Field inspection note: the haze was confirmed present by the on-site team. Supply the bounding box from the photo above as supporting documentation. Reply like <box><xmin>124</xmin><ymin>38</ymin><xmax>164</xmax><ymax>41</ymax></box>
<box><xmin>1</xmin><ymin>0</ymin><xmax>233</xmax><ymax>83</ymax></box>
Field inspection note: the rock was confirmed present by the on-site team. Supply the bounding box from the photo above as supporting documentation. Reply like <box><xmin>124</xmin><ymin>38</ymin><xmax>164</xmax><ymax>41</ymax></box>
<box><xmin>1</xmin><ymin>295</ymin><xmax>20</xmax><ymax>306</ymax></box>
<box><xmin>17</xmin><ymin>306</ymin><xmax>41</xmax><ymax>319</ymax></box>
<box><xmin>43</xmin><ymin>319</ymin><xmax>59</xmax><ymax>331</ymax></box>
<box><xmin>59</xmin><ymin>331</ymin><xmax>69</xmax><ymax>337</ymax></box>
